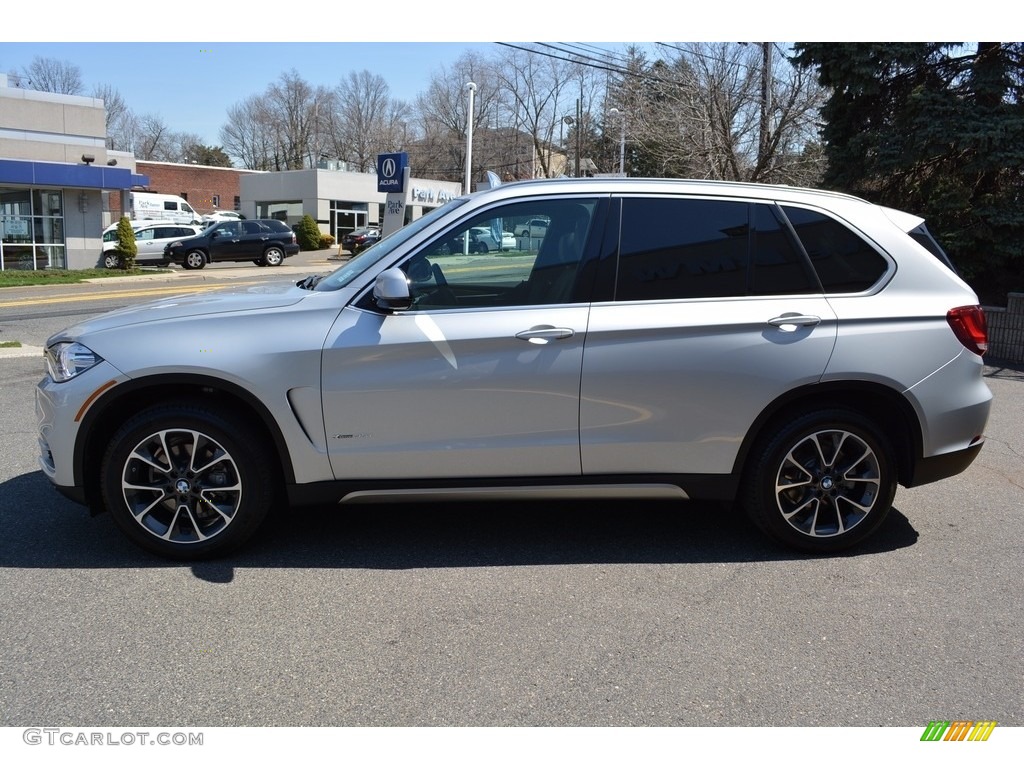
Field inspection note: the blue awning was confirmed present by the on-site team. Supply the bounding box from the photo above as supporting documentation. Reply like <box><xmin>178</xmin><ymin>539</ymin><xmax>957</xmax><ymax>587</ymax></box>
<box><xmin>0</xmin><ymin>159</ymin><xmax>148</xmax><ymax>189</ymax></box>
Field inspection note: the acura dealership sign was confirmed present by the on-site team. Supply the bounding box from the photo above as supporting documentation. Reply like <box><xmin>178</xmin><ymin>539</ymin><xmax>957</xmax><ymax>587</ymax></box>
<box><xmin>377</xmin><ymin>152</ymin><xmax>408</xmax><ymax>193</ymax></box>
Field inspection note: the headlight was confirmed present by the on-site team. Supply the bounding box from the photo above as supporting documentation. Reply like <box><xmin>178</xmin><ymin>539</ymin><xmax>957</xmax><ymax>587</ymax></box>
<box><xmin>45</xmin><ymin>342</ymin><xmax>103</xmax><ymax>382</ymax></box>
<box><xmin>168</xmin><ymin>241</ymin><xmax>183</xmax><ymax>249</ymax></box>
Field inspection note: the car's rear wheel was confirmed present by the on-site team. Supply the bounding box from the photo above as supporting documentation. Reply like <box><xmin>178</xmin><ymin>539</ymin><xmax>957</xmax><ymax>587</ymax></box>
<box><xmin>183</xmin><ymin>250</ymin><xmax>206</xmax><ymax>270</ymax></box>
<box><xmin>742</xmin><ymin>409</ymin><xmax>896</xmax><ymax>553</ymax></box>
<box><xmin>99</xmin><ymin>402</ymin><xmax>275</xmax><ymax>559</ymax></box>
<box><xmin>103</xmin><ymin>252</ymin><xmax>123</xmax><ymax>269</ymax></box>
<box><xmin>263</xmin><ymin>246</ymin><xmax>285</xmax><ymax>267</ymax></box>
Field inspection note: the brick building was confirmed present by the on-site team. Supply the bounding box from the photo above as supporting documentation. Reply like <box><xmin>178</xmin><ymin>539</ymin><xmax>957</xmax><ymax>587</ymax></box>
<box><xmin>106</xmin><ymin>161</ymin><xmax>256</xmax><ymax>223</ymax></box>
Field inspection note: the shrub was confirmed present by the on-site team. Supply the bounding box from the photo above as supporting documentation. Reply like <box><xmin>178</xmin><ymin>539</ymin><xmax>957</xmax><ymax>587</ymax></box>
<box><xmin>318</xmin><ymin>233</ymin><xmax>336</xmax><ymax>249</ymax></box>
<box><xmin>114</xmin><ymin>216</ymin><xmax>138</xmax><ymax>270</ymax></box>
<box><xmin>295</xmin><ymin>214</ymin><xmax>323</xmax><ymax>251</ymax></box>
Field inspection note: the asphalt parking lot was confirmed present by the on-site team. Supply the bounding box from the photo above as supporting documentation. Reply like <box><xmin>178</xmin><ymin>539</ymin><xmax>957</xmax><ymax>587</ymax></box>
<box><xmin>0</xmin><ymin>264</ymin><xmax>1021</xmax><ymax>733</ymax></box>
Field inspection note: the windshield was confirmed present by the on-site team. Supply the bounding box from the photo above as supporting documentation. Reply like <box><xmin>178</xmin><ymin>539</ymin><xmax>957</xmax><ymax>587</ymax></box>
<box><xmin>313</xmin><ymin>199</ymin><xmax>468</xmax><ymax>292</ymax></box>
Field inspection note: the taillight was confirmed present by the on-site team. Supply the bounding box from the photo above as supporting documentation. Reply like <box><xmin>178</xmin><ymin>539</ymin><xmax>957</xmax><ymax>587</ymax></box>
<box><xmin>947</xmin><ymin>305</ymin><xmax>988</xmax><ymax>355</ymax></box>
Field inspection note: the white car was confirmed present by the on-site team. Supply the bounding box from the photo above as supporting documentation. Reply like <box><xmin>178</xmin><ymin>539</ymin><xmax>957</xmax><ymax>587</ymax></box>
<box><xmin>517</xmin><ymin>218</ymin><xmax>550</xmax><ymax>238</ymax></box>
<box><xmin>468</xmin><ymin>226</ymin><xmax>517</xmax><ymax>252</ymax></box>
<box><xmin>101</xmin><ymin>221</ymin><xmax>204</xmax><ymax>267</ymax></box>
<box><xmin>201</xmin><ymin>211</ymin><xmax>244</xmax><ymax>226</ymax></box>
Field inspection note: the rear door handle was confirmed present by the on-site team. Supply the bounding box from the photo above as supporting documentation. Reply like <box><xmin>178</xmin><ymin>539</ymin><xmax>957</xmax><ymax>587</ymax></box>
<box><xmin>768</xmin><ymin>314</ymin><xmax>821</xmax><ymax>331</ymax></box>
<box><xmin>515</xmin><ymin>326</ymin><xmax>575</xmax><ymax>344</ymax></box>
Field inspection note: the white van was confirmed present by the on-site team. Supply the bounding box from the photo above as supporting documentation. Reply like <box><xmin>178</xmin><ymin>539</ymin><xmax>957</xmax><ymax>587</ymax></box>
<box><xmin>128</xmin><ymin>192</ymin><xmax>201</xmax><ymax>225</ymax></box>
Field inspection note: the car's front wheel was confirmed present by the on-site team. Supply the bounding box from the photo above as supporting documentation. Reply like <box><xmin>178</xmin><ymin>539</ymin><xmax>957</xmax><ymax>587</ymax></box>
<box><xmin>103</xmin><ymin>252</ymin><xmax>123</xmax><ymax>269</ymax></box>
<box><xmin>99</xmin><ymin>402</ymin><xmax>276</xmax><ymax>559</ymax></box>
<box><xmin>742</xmin><ymin>409</ymin><xmax>896</xmax><ymax>553</ymax></box>
<box><xmin>183</xmin><ymin>250</ymin><xmax>207</xmax><ymax>270</ymax></box>
<box><xmin>263</xmin><ymin>246</ymin><xmax>285</xmax><ymax>267</ymax></box>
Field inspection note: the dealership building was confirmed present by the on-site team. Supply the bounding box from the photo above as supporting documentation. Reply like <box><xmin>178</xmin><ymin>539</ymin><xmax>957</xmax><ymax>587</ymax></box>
<box><xmin>1</xmin><ymin>74</ymin><xmax>462</xmax><ymax>271</ymax></box>
<box><xmin>0</xmin><ymin>74</ymin><xmax>147</xmax><ymax>271</ymax></box>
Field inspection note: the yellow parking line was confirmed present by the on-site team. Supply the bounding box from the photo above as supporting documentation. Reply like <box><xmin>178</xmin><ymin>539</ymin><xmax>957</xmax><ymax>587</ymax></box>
<box><xmin>0</xmin><ymin>284</ymin><xmax>222</xmax><ymax>309</ymax></box>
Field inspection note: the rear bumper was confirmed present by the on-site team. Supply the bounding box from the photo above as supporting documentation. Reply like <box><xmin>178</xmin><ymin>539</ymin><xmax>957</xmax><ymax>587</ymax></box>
<box><xmin>906</xmin><ymin>440</ymin><xmax>985</xmax><ymax>487</ymax></box>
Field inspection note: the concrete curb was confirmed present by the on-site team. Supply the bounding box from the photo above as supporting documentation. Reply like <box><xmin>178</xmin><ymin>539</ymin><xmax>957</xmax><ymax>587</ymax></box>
<box><xmin>0</xmin><ymin>344</ymin><xmax>43</xmax><ymax>360</ymax></box>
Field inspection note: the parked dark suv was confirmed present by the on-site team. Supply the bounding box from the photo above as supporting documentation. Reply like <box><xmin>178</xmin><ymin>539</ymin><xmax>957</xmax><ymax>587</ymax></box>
<box><xmin>164</xmin><ymin>218</ymin><xmax>299</xmax><ymax>269</ymax></box>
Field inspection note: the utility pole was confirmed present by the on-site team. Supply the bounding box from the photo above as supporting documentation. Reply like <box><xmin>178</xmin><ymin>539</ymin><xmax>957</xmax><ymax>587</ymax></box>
<box><xmin>759</xmin><ymin>42</ymin><xmax>772</xmax><ymax>174</ymax></box>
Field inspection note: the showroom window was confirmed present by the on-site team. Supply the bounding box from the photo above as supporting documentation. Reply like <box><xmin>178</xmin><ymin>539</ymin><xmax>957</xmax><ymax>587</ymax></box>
<box><xmin>0</xmin><ymin>187</ymin><xmax>66</xmax><ymax>270</ymax></box>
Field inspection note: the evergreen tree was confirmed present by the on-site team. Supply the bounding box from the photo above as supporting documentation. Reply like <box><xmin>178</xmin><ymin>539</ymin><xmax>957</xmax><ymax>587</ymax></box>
<box><xmin>294</xmin><ymin>214</ymin><xmax>322</xmax><ymax>251</ymax></box>
<box><xmin>114</xmin><ymin>216</ymin><xmax>138</xmax><ymax>270</ymax></box>
<box><xmin>793</xmin><ymin>43</ymin><xmax>1024</xmax><ymax>304</ymax></box>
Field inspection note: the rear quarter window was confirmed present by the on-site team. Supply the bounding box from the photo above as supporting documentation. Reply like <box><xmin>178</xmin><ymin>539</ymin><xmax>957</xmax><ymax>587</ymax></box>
<box><xmin>780</xmin><ymin>205</ymin><xmax>889</xmax><ymax>293</ymax></box>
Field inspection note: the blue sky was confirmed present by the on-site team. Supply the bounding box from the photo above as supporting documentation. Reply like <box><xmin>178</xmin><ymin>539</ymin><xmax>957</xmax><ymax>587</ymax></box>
<box><xmin>0</xmin><ymin>41</ymin><xmax>500</xmax><ymax>146</ymax></box>
<box><xmin>0</xmin><ymin>4</ymin><xmax>1006</xmax><ymax>148</ymax></box>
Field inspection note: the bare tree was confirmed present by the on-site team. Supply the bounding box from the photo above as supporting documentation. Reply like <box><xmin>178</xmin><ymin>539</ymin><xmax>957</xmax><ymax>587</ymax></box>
<box><xmin>10</xmin><ymin>56</ymin><xmax>83</xmax><ymax>94</ymax></box>
<box><xmin>264</xmin><ymin>70</ymin><xmax>333</xmax><ymax>170</ymax></box>
<box><xmin>410</xmin><ymin>52</ymin><xmax>503</xmax><ymax>184</ymax></box>
<box><xmin>93</xmin><ymin>84</ymin><xmax>128</xmax><ymax>149</ymax></box>
<box><xmin>615</xmin><ymin>43</ymin><xmax>825</xmax><ymax>184</ymax></box>
<box><xmin>491</xmin><ymin>45</ymin><xmax>583</xmax><ymax>178</ymax></box>
<box><xmin>220</xmin><ymin>95</ymin><xmax>277</xmax><ymax>170</ymax></box>
<box><xmin>328</xmin><ymin>70</ymin><xmax>410</xmax><ymax>172</ymax></box>
<box><xmin>219</xmin><ymin>72</ymin><xmax>332</xmax><ymax>170</ymax></box>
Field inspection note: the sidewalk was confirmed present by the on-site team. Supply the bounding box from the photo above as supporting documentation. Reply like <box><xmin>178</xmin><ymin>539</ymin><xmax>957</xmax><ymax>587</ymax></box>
<box><xmin>84</xmin><ymin>248</ymin><xmax>348</xmax><ymax>284</ymax></box>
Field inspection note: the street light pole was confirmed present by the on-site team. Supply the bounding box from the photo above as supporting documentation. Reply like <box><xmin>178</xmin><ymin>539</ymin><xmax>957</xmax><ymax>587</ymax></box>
<box><xmin>464</xmin><ymin>81</ymin><xmax>477</xmax><ymax>196</ymax></box>
<box><xmin>575</xmin><ymin>98</ymin><xmax>582</xmax><ymax>177</ymax></box>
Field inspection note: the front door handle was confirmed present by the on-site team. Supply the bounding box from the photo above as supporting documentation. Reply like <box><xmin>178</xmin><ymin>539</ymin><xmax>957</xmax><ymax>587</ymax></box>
<box><xmin>768</xmin><ymin>314</ymin><xmax>821</xmax><ymax>332</ymax></box>
<box><xmin>515</xmin><ymin>326</ymin><xmax>575</xmax><ymax>344</ymax></box>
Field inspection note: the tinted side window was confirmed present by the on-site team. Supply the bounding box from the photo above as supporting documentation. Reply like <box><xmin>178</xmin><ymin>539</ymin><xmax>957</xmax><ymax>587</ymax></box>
<box><xmin>751</xmin><ymin>204</ymin><xmax>819</xmax><ymax>295</ymax></box>
<box><xmin>263</xmin><ymin>220</ymin><xmax>290</xmax><ymax>233</ymax></box>
<box><xmin>616</xmin><ymin>198</ymin><xmax>748</xmax><ymax>300</ymax></box>
<box><xmin>780</xmin><ymin>206</ymin><xmax>888</xmax><ymax>293</ymax></box>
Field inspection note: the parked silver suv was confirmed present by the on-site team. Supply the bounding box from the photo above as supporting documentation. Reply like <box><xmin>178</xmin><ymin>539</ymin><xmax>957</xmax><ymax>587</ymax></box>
<box><xmin>36</xmin><ymin>179</ymin><xmax>992</xmax><ymax>559</ymax></box>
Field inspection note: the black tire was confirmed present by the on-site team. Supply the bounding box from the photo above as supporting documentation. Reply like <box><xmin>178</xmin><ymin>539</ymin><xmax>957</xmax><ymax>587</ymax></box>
<box><xmin>741</xmin><ymin>409</ymin><xmax>896</xmax><ymax>553</ymax></box>
<box><xmin>263</xmin><ymin>246</ymin><xmax>285</xmax><ymax>266</ymax></box>
<box><xmin>183</xmin><ymin>250</ymin><xmax>207</xmax><ymax>270</ymax></box>
<box><xmin>520</xmin><ymin>229</ymin><xmax>530</xmax><ymax>238</ymax></box>
<box><xmin>99</xmin><ymin>402</ymin><xmax>276</xmax><ymax>560</ymax></box>
<box><xmin>103</xmin><ymin>252</ymin><xmax>123</xmax><ymax>269</ymax></box>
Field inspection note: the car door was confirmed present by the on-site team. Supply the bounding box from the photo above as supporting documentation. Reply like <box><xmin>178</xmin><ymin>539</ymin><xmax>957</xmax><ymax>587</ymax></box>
<box><xmin>132</xmin><ymin>226</ymin><xmax>160</xmax><ymax>259</ymax></box>
<box><xmin>320</xmin><ymin>197</ymin><xmax>605</xmax><ymax>481</ymax></box>
<box><xmin>580</xmin><ymin>196</ymin><xmax>838</xmax><ymax>476</ymax></box>
<box><xmin>206</xmin><ymin>221</ymin><xmax>243</xmax><ymax>261</ymax></box>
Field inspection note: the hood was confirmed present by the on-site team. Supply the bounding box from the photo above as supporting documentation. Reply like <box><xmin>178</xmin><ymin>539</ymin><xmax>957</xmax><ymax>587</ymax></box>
<box><xmin>50</xmin><ymin>281</ymin><xmax>310</xmax><ymax>342</ymax></box>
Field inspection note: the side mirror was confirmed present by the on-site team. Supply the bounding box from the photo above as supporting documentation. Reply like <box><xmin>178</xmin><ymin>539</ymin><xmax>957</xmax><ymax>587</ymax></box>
<box><xmin>373</xmin><ymin>267</ymin><xmax>413</xmax><ymax>311</ymax></box>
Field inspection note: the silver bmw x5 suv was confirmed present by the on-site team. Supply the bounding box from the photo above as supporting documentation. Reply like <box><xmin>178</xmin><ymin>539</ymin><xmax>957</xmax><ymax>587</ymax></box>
<box><xmin>36</xmin><ymin>179</ymin><xmax>992</xmax><ymax>559</ymax></box>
